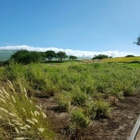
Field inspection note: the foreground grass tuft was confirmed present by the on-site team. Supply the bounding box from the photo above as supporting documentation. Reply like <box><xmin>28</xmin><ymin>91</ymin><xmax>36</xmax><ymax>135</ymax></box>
<box><xmin>0</xmin><ymin>81</ymin><xmax>54</xmax><ymax>140</ymax></box>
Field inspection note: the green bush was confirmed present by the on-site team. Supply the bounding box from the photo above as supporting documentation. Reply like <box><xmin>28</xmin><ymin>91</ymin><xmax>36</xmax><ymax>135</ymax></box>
<box><xmin>125</xmin><ymin>55</ymin><xmax>135</xmax><ymax>57</ymax></box>
<box><xmin>71</xmin><ymin>87</ymin><xmax>88</xmax><ymax>106</ymax></box>
<box><xmin>71</xmin><ymin>108</ymin><xmax>90</xmax><ymax>128</ymax></box>
<box><xmin>130</xmin><ymin>60</ymin><xmax>140</xmax><ymax>63</ymax></box>
<box><xmin>92</xmin><ymin>54</ymin><xmax>110</xmax><ymax>60</ymax></box>
<box><xmin>56</xmin><ymin>92</ymin><xmax>71</xmax><ymax>111</ymax></box>
<box><xmin>91</xmin><ymin>100</ymin><xmax>111</xmax><ymax>119</ymax></box>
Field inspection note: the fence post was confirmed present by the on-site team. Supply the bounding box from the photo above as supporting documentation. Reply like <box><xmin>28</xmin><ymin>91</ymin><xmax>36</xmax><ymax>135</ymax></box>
<box><xmin>128</xmin><ymin>115</ymin><xmax>140</xmax><ymax>140</ymax></box>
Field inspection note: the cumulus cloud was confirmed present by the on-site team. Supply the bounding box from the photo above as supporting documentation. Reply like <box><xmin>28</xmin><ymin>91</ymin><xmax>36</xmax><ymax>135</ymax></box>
<box><xmin>0</xmin><ymin>45</ymin><xmax>138</xmax><ymax>58</ymax></box>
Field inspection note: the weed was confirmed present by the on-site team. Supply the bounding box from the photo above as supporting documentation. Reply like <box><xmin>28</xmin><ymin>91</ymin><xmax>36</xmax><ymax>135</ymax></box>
<box><xmin>71</xmin><ymin>107</ymin><xmax>90</xmax><ymax>128</ymax></box>
<box><xmin>56</xmin><ymin>92</ymin><xmax>71</xmax><ymax>111</ymax></box>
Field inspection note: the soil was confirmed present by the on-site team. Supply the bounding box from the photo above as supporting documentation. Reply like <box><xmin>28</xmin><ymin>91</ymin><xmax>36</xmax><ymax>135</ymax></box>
<box><xmin>35</xmin><ymin>91</ymin><xmax>140</xmax><ymax>140</ymax></box>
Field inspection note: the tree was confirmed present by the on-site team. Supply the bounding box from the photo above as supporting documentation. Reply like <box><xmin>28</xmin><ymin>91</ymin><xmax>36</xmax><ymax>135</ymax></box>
<box><xmin>11</xmin><ymin>50</ymin><xmax>42</xmax><ymax>64</ymax></box>
<box><xmin>56</xmin><ymin>51</ymin><xmax>67</xmax><ymax>61</ymax></box>
<box><xmin>39</xmin><ymin>52</ymin><xmax>46</xmax><ymax>60</ymax></box>
<box><xmin>135</xmin><ymin>36</ymin><xmax>140</xmax><ymax>46</ymax></box>
<box><xmin>69</xmin><ymin>55</ymin><xmax>78</xmax><ymax>60</ymax></box>
<box><xmin>45</xmin><ymin>50</ymin><xmax>56</xmax><ymax>61</ymax></box>
<box><xmin>125</xmin><ymin>55</ymin><xmax>135</xmax><ymax>57</ymax></box>
<box><xmin>92</xmin><ymin>54</ymin><xmax>109</xmax><ymax>60</ymax></box>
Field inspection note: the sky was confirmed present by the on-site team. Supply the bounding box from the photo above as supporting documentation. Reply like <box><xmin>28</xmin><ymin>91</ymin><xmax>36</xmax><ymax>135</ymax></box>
<box><xmin>0</xmin><ymin>0</ymin><xmax>140</xmax><ymax>57</ymax></box>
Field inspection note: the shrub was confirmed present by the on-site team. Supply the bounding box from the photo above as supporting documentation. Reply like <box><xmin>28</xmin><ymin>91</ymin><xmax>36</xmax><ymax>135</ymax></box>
<box><xmin>56</xmin><ymin>92</ymin><xmax>71</xmax><ymax>111</ymax></box>
<box><xmin>87</xmin><ymin>100</ymin><xmax>111</xmax><ymax>120</ymax></box>
<box><xmin>130</xmin><ymin>60</ymin><xmax>140</xmax><ymax>63</ymax></box>
<box><xmin>71</xmin><ymin>87</ymin><xmax>88</xmax><ymax>106</ymax></box>
<box><xmin>92</xmin><ymin>54</ymin><xmax>109</xmax><ymax>60</ymax></box>
<box><xmin>71</xmin><ymin>108</ymin><xmax>90</xmax><ymax>128</ymax></box>
<box><xmin>125</xmin><ymin>55</ymin><xmax>135</xmax><ymax>57</ymax></box>
<box><xmin>93</xmin><ymin>100</ymin><xmax>111</xmax><ymax>119</ymax></box>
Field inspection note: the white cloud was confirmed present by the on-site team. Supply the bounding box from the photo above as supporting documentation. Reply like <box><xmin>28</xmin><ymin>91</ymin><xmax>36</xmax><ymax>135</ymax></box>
<box><xmin>0</xmin><ymin>45</ymin><xmax>138</xmax><ymax>58</ymax></box>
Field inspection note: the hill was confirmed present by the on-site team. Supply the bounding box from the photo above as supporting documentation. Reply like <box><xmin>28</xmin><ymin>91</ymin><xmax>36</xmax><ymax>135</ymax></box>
<box><xmin>0</xmin><ymin>50</ymin><xmax>16</xmax><ymax>61</ymax></box>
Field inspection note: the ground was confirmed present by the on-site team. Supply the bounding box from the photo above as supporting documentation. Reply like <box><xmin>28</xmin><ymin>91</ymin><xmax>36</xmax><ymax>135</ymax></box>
<box><xmin>35</xmin><ymin>90</ymin><xmax>140</xmax><ymax>140</ymax></box>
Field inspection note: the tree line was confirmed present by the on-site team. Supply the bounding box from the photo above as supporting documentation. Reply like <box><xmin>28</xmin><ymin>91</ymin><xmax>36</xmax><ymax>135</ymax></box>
<box><xmin>10</xmin><ymin>50</ymin><xmax>78</xmax><ymax>64</ymax></box>
<box><xmin>6</xmin><ymin>35</ymin><xmax>140</xmax><ymax>64</ymax></box>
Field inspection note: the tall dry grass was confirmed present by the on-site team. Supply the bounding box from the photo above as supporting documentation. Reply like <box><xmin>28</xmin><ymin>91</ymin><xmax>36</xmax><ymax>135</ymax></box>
<box><xmin>0</xmin><ymin>80</ymin><xmax>54</xmax><ymax>140</ymax></box>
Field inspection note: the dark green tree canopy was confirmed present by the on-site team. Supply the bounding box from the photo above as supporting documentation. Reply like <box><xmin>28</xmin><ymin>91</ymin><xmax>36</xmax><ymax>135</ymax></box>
<box><xmin>11</xmin><ymin>50</ymin><xmax>42</xmax><ymax>64</ymax></box>
<box><xmin>135</xmin><ymin>36</ymin><xmax>140</xmax><ymax>46</ymax></box>
<box><xmin>69</xmin><ymin>55</ymin><xmax>78</xmax><ymax>60</ymax></box>
<box><xmin>125</xmin><ymin>55</ymin><xmax>135</xmax><ymax>57</ymax></box>
<box><xmin>92</xmin><ymin>54</ymin><xmax>109</xmax><ymax>60</ymax></box>
<box><xmin>45</xmin><ymin>50</ymin><xmax>56</xmax><ymax>61</ymax></box>
<box><xmin>39</xmin><ymin>52</ymin><xmax>46</xmax><ymax>60</ymax></box>
<box><xmin>56</xmin><ymin>51</ymin><xmax>67</xmax><ymax>61</ymax></box>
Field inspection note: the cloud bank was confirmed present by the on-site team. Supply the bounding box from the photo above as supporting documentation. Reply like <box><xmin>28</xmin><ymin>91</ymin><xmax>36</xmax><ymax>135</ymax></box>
<box><xmin>0</xmin><ymin>45</ymin><xmax>138</xmax><ymax>58</ymax></box>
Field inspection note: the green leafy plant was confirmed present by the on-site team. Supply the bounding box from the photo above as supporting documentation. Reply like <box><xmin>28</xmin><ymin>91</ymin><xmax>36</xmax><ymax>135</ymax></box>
<box><xmin>93</xmin><ymin>100</ymin><xmax>111</xmax><ymax>119</ymax></box>
<box><xmin>71</xmin><ymin>108</ymin><xmax>90</xmax><ymax>128</ymax></box>
<box><xmin>56</xmin><ymin>92</ymin><xmax>71</xmax><ymax>111</ymax></box>
<box><xmin>71</xmin><ymin>87</ymin><xmax>88</xmax><ymax>106</ymax></box>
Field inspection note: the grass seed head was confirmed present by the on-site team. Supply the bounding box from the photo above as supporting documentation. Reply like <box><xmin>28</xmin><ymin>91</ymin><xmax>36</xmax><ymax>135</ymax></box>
<box><xmin>14</xmin><ymin>137</ymin><xmax>29</xmax><ymax>140</ymax></box>
<box><xmin>0</xmin><ymin>98</ymin><xmax>6</xmax><ymax>104</ymax></box>
<box><xmin>31</xmin><ymin>111</ymin><xmax>34</xmax><ymax>116</ymax></box>
<box><xmin>20</xmin><ymin>126</ymin><xmax>27</xmax><ymax>130</ymax></box>
<box><xmin>29</xmin><ymin>100</ymin><xmax>32</xmax><ymax>104</ymax></box>
<box><xmin>41</xmin><ymin>112</ymin><xmax>47</xmax><ymax>118</ymax></box>
<box><xmin>15</xmin><ymin>127</ymin><xmax>19</xmax><ymax>134</ymax></box>
<box><xmin>34</xmin><ymin>111</ymin><xmax>40</xmax><ymax>116</ymax></box>
<box><xmin>32</xmin><ymin>118</ymin><xmax>38</xmax><ymax>123</ymax></box>
<box><xmin>0</xmin><ymin>94</ymin><xmax>5</xmax><ymax>99</ymax></box>
<box><xmin>11</xmin><ymin>95</ymin><xmax>16</xmax><ymax>103</ymax></box>
<box><xmin>15</xmin><ymin>122</ymin><xmax>23</xmax><ymax>126</ymax></box>
<box><xmin>38</xmin><ymin>128</ymin><xmax>45</xmax><ymax>133</ymax></box>
<box><xmin>24</xmin><ymin>124</ymin><xmax>31</xmax><ymax>129</ymax></box>
<box><xmin>8</xmin><ymin>112</ymin><xmax>16</xmax><ymax>117</ymax></box>
<box><xmin>21</xmin><ymin>107</ymin><xmax>26</xmax><ymax>112</ymax></box>
<box><xmin>0</xmin><ymin>107</ymin><xmax>8</xmax><ymax>113</ymax></box>
<box><xmin>26</xmin><ymin>119</ymin><xmax>35</xmax><ymax>125</ymax></box>
<box><xmin>8</xmin><ymin>122</ymin><xmax>15</xmax><ymax>126</ymax></box>
<box><xmin>2</xmin><ymin>88</ymin><xmax>9</xmax><ymax>97</ymax></box>
<box><xmin>36</xmin><ymin>105</ymin><xmax>42</xmax><ymax>110</ymax></box>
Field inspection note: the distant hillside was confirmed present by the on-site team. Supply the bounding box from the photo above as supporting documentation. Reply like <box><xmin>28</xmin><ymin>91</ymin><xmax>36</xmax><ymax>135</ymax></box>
<box><xmin>77</xmin><ymin>57</ymin><xmax>91</xmax><ymax>60</ymax></box>
<box><xmin>0</xmin><ymin>50</ymin><xmax>16</xmax><ymax>61</ymax></box>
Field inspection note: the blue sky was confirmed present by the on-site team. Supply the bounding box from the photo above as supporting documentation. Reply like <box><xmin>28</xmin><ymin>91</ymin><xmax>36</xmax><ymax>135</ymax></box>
<box><xmin>0</xmin><ymin>0</ymin><xmax>140</xmax><ymax>57</ymax></box>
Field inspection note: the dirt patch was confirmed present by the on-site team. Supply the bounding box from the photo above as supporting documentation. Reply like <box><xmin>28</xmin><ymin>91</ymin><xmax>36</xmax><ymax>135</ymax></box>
<box><xmin>35</xmin><ymin>92</ymin><xmax>140</xmax><ymax>140</ymax></box>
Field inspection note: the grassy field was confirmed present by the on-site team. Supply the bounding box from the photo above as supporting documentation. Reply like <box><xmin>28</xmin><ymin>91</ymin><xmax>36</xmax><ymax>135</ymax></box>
<box><xmin>0</xmin><ymin>61</ymin><xmax>140</xmax><ymax>139</ymax></box>
<box><xmin>125</xmin><ymin>63</ymin><xmax>140</xmax><ymax>68</ymax></box>
<box><xmin>101</xmin><ymin>56</ymin><xmax>140</xmax><ymax>63</ymax></box>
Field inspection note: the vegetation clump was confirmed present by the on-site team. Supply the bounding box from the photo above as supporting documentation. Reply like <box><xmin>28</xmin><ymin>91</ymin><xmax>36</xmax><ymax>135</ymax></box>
<box><xmin>92</xmin><ymin>54</ymin><xmax>111</xmax><ymax>60</ymax></box>
<box><xmin>125</xmin><ymin>55</ymin><xmax>135</xmax><ymax>57</ymax></box>
<box><xmin>11</xmin><ymin>50</ymin><xmax>43</xmax><ymax>64</ymax></box>
<box><xmin>69</xmin><ymin>55</ymin><xmax>78</xmax><ymax>60</ymax></box>
<box><xmin>56</xmin><ymin>51</ymin><xmax>67</xmax><ymax>61</ymax></box>
<box><xmin>45</xmin><ymin>50</ymin><xmax>56</xmax><ymax>61</ymax></box>
<box><xmin>0</xmin><ymin>81</ymin><xmax>54</xmax><ymax>140</ymax></box>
